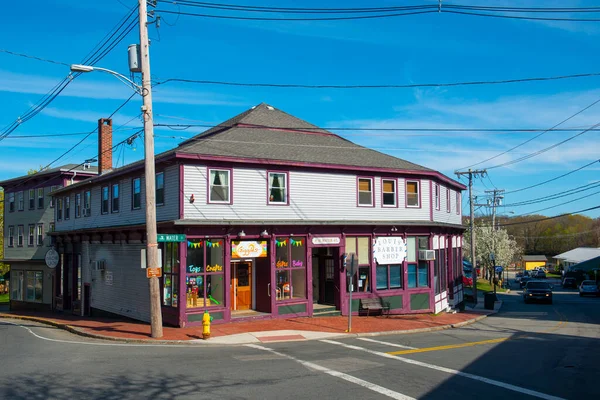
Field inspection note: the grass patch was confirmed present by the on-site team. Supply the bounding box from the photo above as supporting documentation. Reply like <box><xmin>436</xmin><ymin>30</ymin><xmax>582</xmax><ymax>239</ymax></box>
<box><xmin>476</xmin><ymin>280</ymin><xmax>507</xmax><ymax>293</ymax></box>
<box><xmin>0</xmin><ymin>293</ymin><xmax>9</xmax><ymax>304</ymax></box>
<box><xmin>547</xmin><ymin>273</ymin><xmax>561</xmax><ymax>279</ymax></box>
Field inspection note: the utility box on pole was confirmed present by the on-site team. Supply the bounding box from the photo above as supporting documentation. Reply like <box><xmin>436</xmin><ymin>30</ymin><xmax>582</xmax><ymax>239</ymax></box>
<box><xmin>128</xmin><ymin>44</ymin><xmax>141</xmax><ymax>73</ymax></box>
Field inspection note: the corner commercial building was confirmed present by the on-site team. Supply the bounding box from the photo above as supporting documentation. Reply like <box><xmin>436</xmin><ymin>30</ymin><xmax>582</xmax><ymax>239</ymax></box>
<box><xmin>49</xmin><ymin>104</ymin><xmax>467</xmax><ymax>326</ymax></box>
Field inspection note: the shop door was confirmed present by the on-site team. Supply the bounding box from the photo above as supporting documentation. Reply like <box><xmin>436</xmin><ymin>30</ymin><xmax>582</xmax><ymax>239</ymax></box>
<box><xmin>322</xmin><ymin>257</ymin><xmax>336</xmax><ymax>305</ymax></box>
<box><xmin>231</xmin><ymin>262</ymin><xmax>252</xmax><ymax>310</ymax></box>
<box><xmin>313</xmin><ymin>248</ymin><xmax>337</xmax><ymax>306</ymax></box>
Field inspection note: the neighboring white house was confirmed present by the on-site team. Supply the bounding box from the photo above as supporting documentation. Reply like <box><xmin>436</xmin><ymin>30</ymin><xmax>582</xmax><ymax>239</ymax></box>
<box><xmin>554</xmin><ymin>247</ymin><xmax>600</xmax><ymax>270</ymax></box>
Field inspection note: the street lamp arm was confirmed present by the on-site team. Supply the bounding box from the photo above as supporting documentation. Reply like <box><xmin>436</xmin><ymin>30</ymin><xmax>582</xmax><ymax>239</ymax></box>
<box><xmin>70</xmin><ymin>64</ymin><xmax>142</xmax><ymax>95</ymax></box>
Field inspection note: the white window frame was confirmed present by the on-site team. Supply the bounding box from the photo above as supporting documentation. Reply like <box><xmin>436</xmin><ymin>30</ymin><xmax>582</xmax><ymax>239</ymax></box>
<box><xmin>381</xmin><ymin>178</ymin><xmax>397</xmax><ymax>207</ymax></box>
<box><xmin>446</xmin><ymin>188</ymin><xmax>451</xmax><ymax>213</ymax></box>
<box><xmin>406</xmin><ymin>180</ymin><xmax>420</xmax><ymax>208</ymax></box>
<box><xmin>36</xmin><ymin>224</ymin><xmax>44</xmax><ymax>246</ymax></box>
<box><xmin>456</xmin><ymin>191</ymin><xmax>461</xmax><ymax>215</ymax></box>
<box><xmin>101</xmin><ymin>186</ymin><xmax>109</xmax><ymax>214</ymax></box>
<box><xmin>37</xmin><ymin>187</ymin><xmax>44</xmax><ymax>209</ymax></box>
<box><xmin>132</xmin><ymin>177</ymin><xmax>142</xmax><ymax>210</ymax></box>
<box><xmin>8</xmin><ymin>192</ymin><xmax>15</xmax><ymax>212</ymax></box>
<box><xmin>8</xmin><ymin>226</ymin><xmax>14</xmax><ymax>247</ymax></box>
<box><xmin>28</xmin><ymin>224</ymin><xmax>35</xmax><ymax>246</ymax></box>
<box><xmin>268</xmin><ymin>171</ymin><xmax>288</xmax><ymax>205</ymax></box>
<box><xmin>208</xmin><ymin>168</ymin><xmax>231</xmax><ymax>204</ymax></box>
<box><xmin>112</xmin><ymin>183</ymin><xmax>120</xmax><ymax>213</ymax></box>
<box><xmin>357</xmin><ymin>177</ymin><xmax>374</xmax><ymax>207</ymax></box>
<box><xmin>17</xmin><ymin>191</ymin><xmax>24</xmax><ymax>211</ymax></box>
<box><xmin>434</xmin><ymin>184</ymin><xmax>440</xmax><ymax>210</ymax></box>
<box><xmin>64</xmin><ymin>196</ymin><xmax>70</xmax><ymax>220</ymax></box>
<box><xmin>84</xmin><ymin>190</ymin><xmax>91</xmax><ymax>217</ymax></box>
<box><xmin>28</xmin><ymin>189</ymin><xmax>35</xmax><ymax>210</ymax></box>
<box><xmin>17</xmin><ymin>225</ymin><xmax>24</xmax><ymax>247</ymax></box>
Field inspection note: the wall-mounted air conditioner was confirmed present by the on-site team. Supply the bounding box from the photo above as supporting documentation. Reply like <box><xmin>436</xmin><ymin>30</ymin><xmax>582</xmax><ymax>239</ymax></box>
<box><xmin>418</xmin><ymin>250</ymin><xmax>436</xmax><ymax>260</ymax></box>
<box><xmin>93</xmin><ymin>260</ymin><xmax>106</xmax><ymax>271</ymax></box>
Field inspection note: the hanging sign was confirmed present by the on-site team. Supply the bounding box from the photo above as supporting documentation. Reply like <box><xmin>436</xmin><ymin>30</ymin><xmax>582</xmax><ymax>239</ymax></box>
<box><xmin>373</xmin><ymin>237</ymin><xmax>407</xmax><ymax>264</ymax></box>
<box><xmin>231</xmin><ymin>241</ymin><xmax>268</xmax><ymax>258</ymax></box>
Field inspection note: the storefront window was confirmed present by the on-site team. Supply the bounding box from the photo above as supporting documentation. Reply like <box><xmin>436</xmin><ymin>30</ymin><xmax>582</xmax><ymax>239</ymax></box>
<box><xmin>407</xmin><ymin>237</ymin><xmax>430</xmax><ymax>289</ymax></box>
<box><xmin>377</xmin><ymin>264</ymin><xmax>402</xmax><ymax>290</ymax></box>
<box><xmin>346</xmin><ymin>236</ymin><xmax>371</xmax><ymax>292</ymax></box>
<box><xmin>25</xmin><ymin>271</ymin><xmax>43</xmax><ymax>302</ymax></box>
<box><xmin>275</xmin><ymin>237</ymin><xmax>306</xmax><ymax>300</ymax></box>
<box><xmin>11</xmin><ymin>271</ymin><xmax>23</xmax><ymax>301</ymax></box>
<box><xmin>186</xmin><ymin>239</ymin><xmax>224</xmax><ymax>308</ymax></box>
<box><xmin>162</xmin><ymin>242</ymin><xmax>179</xmax><ymax>307</ymax></box>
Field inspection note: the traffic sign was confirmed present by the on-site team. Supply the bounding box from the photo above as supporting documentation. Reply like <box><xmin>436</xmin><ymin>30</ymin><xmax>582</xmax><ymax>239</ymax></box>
<box><xmin>157</xmin><ymin>234</ymin><xmax>186</xmax><ymax>242</ymax></box>
<box><xmin>146</xmin><ymin>268</ymin><xmax>162</xmax><ymax>278</ymax></box>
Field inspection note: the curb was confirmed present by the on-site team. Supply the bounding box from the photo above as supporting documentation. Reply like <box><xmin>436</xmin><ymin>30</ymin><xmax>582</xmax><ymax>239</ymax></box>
<box><xmin>1</xmin><ymin>311</ymin><xmax>492</xmax><ymax>345</ymax></box>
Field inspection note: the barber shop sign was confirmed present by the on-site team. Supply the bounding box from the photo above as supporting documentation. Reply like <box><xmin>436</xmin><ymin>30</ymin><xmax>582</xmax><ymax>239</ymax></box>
<box><xmin>372</xmin><ymin>237</ymin><xmax>407</xmax><ymax>264</ymax></box>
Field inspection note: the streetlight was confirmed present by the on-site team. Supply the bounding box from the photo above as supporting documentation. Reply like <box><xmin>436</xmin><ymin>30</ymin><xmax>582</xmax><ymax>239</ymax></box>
<box><xmin>70</xmin><ymin>23</ymin><xmax>163</xmax><ymax>338</ymax></box>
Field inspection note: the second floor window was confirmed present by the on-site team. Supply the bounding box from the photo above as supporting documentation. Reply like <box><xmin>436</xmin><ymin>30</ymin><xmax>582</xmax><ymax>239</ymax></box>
<box><xmin>37</xmin><ymin>188</ymin><xmax>44</xmax><ymax>209</ymax></box>
<box><xmin>36</xmin><ymin>224</ymin><xmax>44</xmax><ymax>246</ymax></box>
<box><xmin>17</xmin><ymin>226</ymin><xmax>24</xmax><ymax>247</ymax></box>
<box><xmin>84</xmin><ymin>190</ymin><xmax>91</xmax><ymax>216</ymax></box>
<box><xmin>112</xmin><ymin>184</ymin><xmax>120</xmax><ymax>213</ymax></box>
<box><xmin>382</xmin><ymin>179</ymin><xmax>396</xmax><ymax>207</ymax></box>
<box><xmin>8</xmin><ymin>192</ymin><xmax>14</xmax><ymax>212</ymax></box>
<box><xmin>57</xmin><ymin>198</ymin><xmax>63</xmax><ymax>220</ymax></box>
<box><xmin>132</xmin><ymin>178</ymin><xmax>141</xmax><ymax>209</ymax></box>
<box><xmin>28</xmin><ymin>189</ymin><xmax>35</xmax><ymax>210</ymax></box>
<box><xmin>101</xmin><ymin>186</ymin><xmax>109</xmax><ymax>214</ymax></box>
<box><xmin>446</xmin><ymin>189</ymin><xmax>451</xmax><ymax>213</ymax></box>
<box><xmin>17</xmin><ymin>191</ymin><xmax>24</xmax><ymax>211</ymax></box>
<box><xmin>434</xmin><ymin>184</ymin><xmax>440</xmax><ymax>210</ymax></box>
<box><xmin>156</xmin><ymin>172</ymin><xmax>165</xmax><ymax>206</ymax></box>
<box><xmin>268</xmin><ymin>172</ymin><xmax>287</xmax><ymax>204</ymax></box>
<box><xmin>358</xmin><ymin>178</ymin><xmax>373</xmax><ymax>206</ymax></box>
<box><xmin>406</xmin><ymin>181</ymin><xmax>420</xmax><ymax>207</ymax></box>
<box><xmin>75</xmin><ymin>193</ymin><xmax>81</xmax><ymax>218</ymax></box>
<box><xmin>209</xmin><ymin>169</ymin><xmax>230</xmax><ymax>203</ymax></box>
<box><xmin>8</xmin><ymin>226</ymin><xmax>14</xmax><ymax>247</ymax></box>
<box><xmin>64</xmin><ymin>196</ymin><xmax>70</xmax><ymax>220</ymax></box>
<box><xmin>456</xmin><ymin>192</ymin><xmax>461</xmax><ymax>214</ymax></box>
<box><xmin>49</xmin><ymin>185</ymin><xmax>60</xmax><ymax>207</ymax></box>
<box><xmin>28</xmin><ymin>225</ymin><xmax>35</xmax><ymax>246</ymax></box>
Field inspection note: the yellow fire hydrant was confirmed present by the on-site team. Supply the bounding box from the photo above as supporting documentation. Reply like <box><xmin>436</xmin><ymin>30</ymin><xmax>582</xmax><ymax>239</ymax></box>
<box><xmin>202</xmin><ymin>310</ymin><xmax>212</xmax><ymax>340</ymax></box>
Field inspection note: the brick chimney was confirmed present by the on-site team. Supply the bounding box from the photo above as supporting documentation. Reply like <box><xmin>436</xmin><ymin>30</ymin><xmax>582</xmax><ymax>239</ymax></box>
<box><xmin>98</xmin><ymin>118</ymin><xmax>113</xmax><ymax>174</ymax></box>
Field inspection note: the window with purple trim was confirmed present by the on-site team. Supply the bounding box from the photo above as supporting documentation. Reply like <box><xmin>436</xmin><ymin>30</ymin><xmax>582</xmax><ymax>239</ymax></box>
<box><xmin>28</xmin><ymin>224</ymin><xmax>35</xmax><ymax>246</ymax></box>
<box><xmin>407</xmin><ymin>237</ymin><xmax>429</xmax><ymax>288</ymax></box>
<box><xmin>406</xmin><ymin>181</ymin><xmax>420</xmax><ymax>207</ymax></box>
<box><xmin>358</xmin><ymin>178</ymin><xmax>373</xmax><ymax>206</ymax></box>
<box><xmin>156</xmin><ymin>172</ymin><xmax>165</xmax><ymax>206</ymax></box>
<box><xmin>382</xmin><ymin>179</ymin><xmax>396</xmax><ymax>207</ymax></box>
<box><xmin>456</xmin><ymin>192</ymin><xmax>461</xmax><ymax>214</ymax></box>
<box><xmin>185</xmin><ymin>239</ymin><xmax>225</xmax><ymax>308</ymax></box>
<box><xmin>28</xmin><ymin>189</ymin><xmax>35</xmax><ymax>210</ymax></box>
<box><xmin>162</xmin><ymin>242</ymin><xmax>179</xmax><ymax>307</ymax></box>
<box><xmin>275</xmin><ymin>237</ymin><xmax>306</xmax><ymax>300</ymax></box>
<box><xmin>8</xmin><ymin>226</ymin><xmax>14</xmax><ymax>247</ymax></box>
<box><xmin>346</xmin><ymin>236</ymin><xmax>371</xmax><ymax>292</ymax></box>
<box><xmin>446</xmin><ymin>189</ymin><xmax>451</xmax><ymax>212</ymax></box>
<box><xmin>376</xmin><ymin>263</ymin><xmax>402</xmax><ymax>290</ymax></box>
<box><xmin>209</xmin><ymin>169</ymin><xmax>230</xmax><ymax>203</ymax></box>
<box><xmin>268</xmin><ymin>172</ymin><xmax>287</xmax><ymax>204</ymax></box>
<box><xmin>434</xmin><ymin>184</ymin><xmax>440</xmax><ymax>210</ymax></box>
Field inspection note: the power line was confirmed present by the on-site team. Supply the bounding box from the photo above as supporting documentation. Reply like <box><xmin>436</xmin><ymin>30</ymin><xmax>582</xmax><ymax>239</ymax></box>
<box><xmin>0</xmin><ymin>49</ymin><xmax>69</xmax><ymax>66</ymax></box>
<box><xmin>504</xmin><ymin>158</ymin><xmax>600</xmax><ymax>195</ymax></box>
<box><xmin>461</xmin><ymin>96</ymin><xmax>600</xmax><ymax>170</ymax></box>
<box><xmin>503</xmin><ymin>181</ymin><xmax>600</xmax><ymax>208</ymax></box>
<box><xmin>519</xmin><ymin>188</ymin><xmax>600</xmax><ymax>217</ymax></box>
<box><xmin>155</xmin><ymin>71</ymin><xmax>600</xmax><ymax>90</ymax></box>
<box><xmin>3</xmin><ymin>126</ymin><xmax>142</xmax><ymax>139</ymax></box>
<box><xmin>444</xmin><ymin>9</ymin><xmax>600</xmax><ymax>22</ymax></box>
<box><xmin>512</xmin><ymin>229</ymin><xmax>600</xmax><ymax>240</ymax></box>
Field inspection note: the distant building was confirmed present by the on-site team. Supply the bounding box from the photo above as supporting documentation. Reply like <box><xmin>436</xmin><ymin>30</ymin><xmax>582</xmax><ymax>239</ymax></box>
<box><xmin>1</xmin><ymin>163</ymin><xmax>98</xmax><ymax>311</ymax></box>
<box><xmin>521</xmin><ymin>255</ymin><xmax>547</xmax><ymax>271</ymax></box>
<box><xmin>554</xmin><ymin>247</ymin><xmax>600</xmax><ymax>270</ymax></box>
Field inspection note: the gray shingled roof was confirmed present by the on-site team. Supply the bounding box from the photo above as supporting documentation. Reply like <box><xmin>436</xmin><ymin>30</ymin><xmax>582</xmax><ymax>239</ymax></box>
<box><xmin>0</xmin><ymin>164</ymin><xmax>98</xmax><ymax>187</ymax></box>
<box><xmin>176</xmin><ymin>103</ymin><xmax>432</xmax><ymax>172</ymax></box>
<box><xmin>522</xmin><ymin>255</ymin><xmax>548</xmax><ymax>261</ymax></box>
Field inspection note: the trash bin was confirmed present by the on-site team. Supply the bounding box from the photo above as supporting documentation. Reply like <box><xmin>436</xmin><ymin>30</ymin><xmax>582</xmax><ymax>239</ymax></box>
<box><xmin>484</xmin><ymin>292</ymin><xmax>496</xmax><ymax>310</ymax></box>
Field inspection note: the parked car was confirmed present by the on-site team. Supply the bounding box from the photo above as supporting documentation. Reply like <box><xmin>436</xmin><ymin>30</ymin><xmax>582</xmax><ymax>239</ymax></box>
<box><xmin>515</xmin><ymin>271</ymin><xmax>523</xmax><ymax>283</ymax></box>
<box><xmin>535</xmin><ymin>271</ymin><xmax>546</xmax><ymax>279</ymax></box>
<box><xmin>520</xmin><ymin>275</ymin><xmax>533</xmax><ymax>288</ymax></box>
<box><xmin>579</xmin><ymin>280</ymin><xmax>600</xmax><ymax>297</ymax></box>
<box><xmin>523</xmin><ymin>281</ymin><xmax>553</xmax><ymax>304</ymax></box>
<box><xmin>562</xmin><ymin>277</ymin><xmax>577</xmax><ymax>289</ymax></box>
<box><xmin>462</xmin><ymin>275</ymin><xmax>473</xmax><ymax>287</ymax></box>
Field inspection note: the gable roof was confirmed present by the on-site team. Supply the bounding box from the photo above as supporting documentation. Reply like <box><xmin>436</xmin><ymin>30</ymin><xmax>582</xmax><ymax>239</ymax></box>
<box><xmin>567</xmin><ymin>255</ymin><xmax>600</xmax><ymax>272</ymax></box>
<box><xmin>554</xmin><ymin>247</ymin><xmax>600</xmax><ymax>264</ymax></box>
<box><xmin>0</xmin><ymin>164</ymin><xmax>98</xmax><ymax>189</ymax></box>
<box><xmin>175</xmin><ymin>103</ymin><xmax>434</xmax><ymax>172</ymax></box>
<box><xmin>522</xmin><ymin>255</ymin><xmax>547</xmax><ymax>262</ymax></box>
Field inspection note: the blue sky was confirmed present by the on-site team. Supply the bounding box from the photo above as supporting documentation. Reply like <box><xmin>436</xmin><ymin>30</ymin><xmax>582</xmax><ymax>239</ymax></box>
<box><xmin>1</xmin><ymin>0</ymin><xmax>599</xmax><ymax>220</ymax></box>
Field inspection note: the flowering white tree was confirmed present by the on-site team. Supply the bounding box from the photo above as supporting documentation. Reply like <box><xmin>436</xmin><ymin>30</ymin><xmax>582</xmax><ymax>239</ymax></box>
<box><xmin>463</xmin><ymin>224</ymin><xmax>521</xmax><ymax>282</ymax></box>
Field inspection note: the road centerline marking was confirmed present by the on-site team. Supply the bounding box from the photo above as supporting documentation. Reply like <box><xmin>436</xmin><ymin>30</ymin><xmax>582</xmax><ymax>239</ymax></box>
<box><xmin>246</xmin><ymin>344</ymin><xmax>416</xmax><ymax>400</ymax></box>
<box><xmin>358</xmin><ymin>338</ymin><xmax>417</xmax><ymax>349</ymax></box>
<box><xmin>387</xmin><ymin>337</ymin><xmax>507</xmax><ymax>355</ymax></box>
<box><xmin>321</xmin><ymin>339</ymin><xmax>565</xmax><ymax>400</ymax></box>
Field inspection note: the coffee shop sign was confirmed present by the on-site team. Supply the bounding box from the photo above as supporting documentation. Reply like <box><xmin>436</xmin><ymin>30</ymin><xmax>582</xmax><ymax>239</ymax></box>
<box><xmin>372</xmin><ymin>237</ymin><xmax>407</xmax><ymax>264</ymax></box>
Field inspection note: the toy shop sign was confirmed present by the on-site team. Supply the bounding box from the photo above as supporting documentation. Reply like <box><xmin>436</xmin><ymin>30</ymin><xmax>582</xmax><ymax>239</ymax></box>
<box><xmin>372</xmin><ymin>237</ymin><xmax>407</xmax><ymax>264</ymax></box>
<box><xmin>231</xmin><ymin>241</ymin><xmax>268</xmax><ymax>258</ymax></box>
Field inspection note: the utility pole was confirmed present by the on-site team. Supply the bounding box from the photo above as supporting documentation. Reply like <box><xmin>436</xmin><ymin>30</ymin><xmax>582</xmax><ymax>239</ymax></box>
<box><xmin>139</xmin><ymin>0</ymin><xmax>162</xmax><ymax>338</ymax></box>
<box><xmin>456</xmin><ymin>168</ymin><xmax>487</xmax><ymax>305</ymax></box>
<box><xmin>485</xmin><ymin>189</ymin><xmax>505</xmax><ymax>231</ymax></box>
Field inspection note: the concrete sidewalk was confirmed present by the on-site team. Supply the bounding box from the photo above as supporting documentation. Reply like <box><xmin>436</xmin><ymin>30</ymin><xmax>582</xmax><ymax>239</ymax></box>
<box><xmin>0</xmin><ymin>307</ymin><xmax>494</xmax><ymax>345</ymax></box>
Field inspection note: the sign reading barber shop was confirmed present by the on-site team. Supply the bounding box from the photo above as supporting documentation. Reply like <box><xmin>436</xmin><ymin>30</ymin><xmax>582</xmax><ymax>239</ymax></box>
<box><xmin>372</xmin><ymin>237</ymin><xmax>407</xmax><ymax>264</ymax></box>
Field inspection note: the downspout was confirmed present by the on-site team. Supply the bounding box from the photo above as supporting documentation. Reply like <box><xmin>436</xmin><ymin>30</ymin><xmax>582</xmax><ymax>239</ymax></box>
<box><xmin>71</xmin><ymin>170</ymin><xmax>77</xmax><ymax>186</ymax></box>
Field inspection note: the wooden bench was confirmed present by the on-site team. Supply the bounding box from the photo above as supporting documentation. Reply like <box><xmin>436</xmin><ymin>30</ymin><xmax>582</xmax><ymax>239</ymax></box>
<box><xmin>359</xmin><ymin>298</ymin><xmax>391</xmax><ymax>317</ymax></box>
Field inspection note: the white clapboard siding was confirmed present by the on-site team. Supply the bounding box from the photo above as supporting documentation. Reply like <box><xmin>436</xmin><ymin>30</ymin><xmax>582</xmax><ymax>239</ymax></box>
<box><xmin>56</xmin><ymin>165</ymin><xmax>179</xmax><ymax>231</ymax></box>
<box><xmin>183</xmin><ymin>165</ymin><xmax>434</xmax><ymax>222</ymax></box>
<box><xmin>432</xmin><ymin>184</ymin><xmax>462</xmax><ymax>225</ymax></box>
<box><xmin>86</xmin><ymin>242</ymin><xmax>150</xmax><ymax>322</ymax></box>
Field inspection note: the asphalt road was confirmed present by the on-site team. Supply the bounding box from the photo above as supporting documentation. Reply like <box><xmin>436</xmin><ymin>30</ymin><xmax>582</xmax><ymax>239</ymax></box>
<box><xmin>1</xmin><ymin>280</ymin><xmax>599</xmax><ymax>400</ymax></box>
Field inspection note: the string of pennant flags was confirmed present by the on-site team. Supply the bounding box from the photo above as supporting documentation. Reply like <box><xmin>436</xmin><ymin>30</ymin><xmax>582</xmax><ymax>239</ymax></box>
<box><xmin>276</xmin><ymin>239</ymin><xmax>303</xmax><ymax>247</ymax></box>
<box><xmin>187</xmin><ymin>240</ymin><xmax>222</xmax><ymax>248</ymax></box>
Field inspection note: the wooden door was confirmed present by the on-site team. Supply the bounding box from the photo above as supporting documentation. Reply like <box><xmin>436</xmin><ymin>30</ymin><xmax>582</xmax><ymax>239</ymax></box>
<box><xmin>231</xmin><ymin>262</ymin><xmax>252</xmax><ymax>310</ymax></box>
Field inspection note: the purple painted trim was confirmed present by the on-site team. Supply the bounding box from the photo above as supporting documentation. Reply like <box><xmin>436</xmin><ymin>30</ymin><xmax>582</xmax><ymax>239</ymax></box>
<box><xmin>380</xmin><ymin>177</ymin><xmax>398</xmax><ymax>208</ymax></box>
<box><xmin>266</xmin><ymin>170</ymin><xmax>290</xmax><ymax>206</ymax></box>
<box><xmin>356</xmin><ymin>176</ymin><xmax>375</xmax><ymax>207</ymax></box>
<box><xmin>429</xmin><ymin>181</ymin><xmax>433</xmax><ymax>221</ymax></box>
<box><xmin>156</xmin><ymin>171</ymin><xmax>165</xmax><ymax>207</ymax></box>
<box><xmin>405</xmin><ymin>179</ymin><xmax>422</xmax><ymax>209</ymax></box>
<box><xmin>446</xmin><ymin>188</ymin><xmax>451</xmax><ymax>213</ymax></box>
<box><xmin>206</xmin><ymin>167</ymin><xmax>233</xmax><ymax>205</ymax></box>
<box><xmin>179</xmin><ymin>164</ymin><xmax>184</xmax><ymax>220</ymax></box>
<box><xmin>175</xmin><ymin>153</ymin><xmax>466</xmax><ymax>190</ymax></box>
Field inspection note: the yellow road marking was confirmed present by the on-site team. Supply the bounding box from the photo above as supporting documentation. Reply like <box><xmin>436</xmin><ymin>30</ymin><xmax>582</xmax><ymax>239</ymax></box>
<box><xmin>387</xmin><ymin>337</ymin><xmax>508</xmax><ymax>355</ymax></box>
